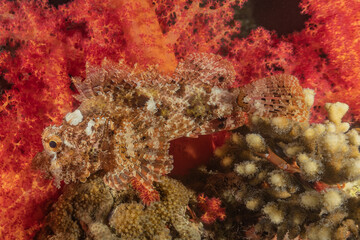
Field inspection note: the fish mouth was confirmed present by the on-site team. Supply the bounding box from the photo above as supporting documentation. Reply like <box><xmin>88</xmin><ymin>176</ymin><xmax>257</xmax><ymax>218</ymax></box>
<box><xmin>31</xmin><ymin>151</ymin><xmax>52</xmax><ymax>178</ymax></box>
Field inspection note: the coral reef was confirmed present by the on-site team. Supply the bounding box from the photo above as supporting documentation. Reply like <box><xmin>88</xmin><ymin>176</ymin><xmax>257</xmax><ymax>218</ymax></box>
<box><xmin>31</xmin><ymin>71</ymin><xmax>360</xmax><ymax>240</ymax></box>
<box><xmin>1</xmin><ymin>0</ymin><xmax>360</xmax><ymax>238</ymax></box>
<box><xmin>34</xmin><ymin>174</ymin><xmax>201</xmax><ymax>240</ymax></box>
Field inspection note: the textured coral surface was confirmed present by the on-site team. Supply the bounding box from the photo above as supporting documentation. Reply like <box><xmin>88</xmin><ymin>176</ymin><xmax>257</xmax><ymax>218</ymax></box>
<box><xmin>35</xmin><ymin>174</ymin><xmax>201</xmax><ymax>240</ymax></box>
<box><xmin>1</xmin><ymin>0</ymin><xmax>360</xmax><ymax>239</ymax></box>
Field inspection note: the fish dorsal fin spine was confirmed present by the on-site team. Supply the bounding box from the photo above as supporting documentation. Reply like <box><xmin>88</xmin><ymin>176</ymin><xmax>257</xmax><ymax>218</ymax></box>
<box><xmin>72</xmin><ymin>59</ymin><xmax>134</xmax><ymax>102</ymax></box>
<box><xmin>175</xmin><ymin>53</ymin><xmax>236</xmax><ymax>88</ymax></box>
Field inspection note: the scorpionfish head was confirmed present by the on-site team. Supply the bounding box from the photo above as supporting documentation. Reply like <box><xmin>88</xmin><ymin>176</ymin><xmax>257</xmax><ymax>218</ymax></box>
<box><xmin>32</xmin><ymin>109</ymin><xmax>112</xmax><ymax>187</ymax></box>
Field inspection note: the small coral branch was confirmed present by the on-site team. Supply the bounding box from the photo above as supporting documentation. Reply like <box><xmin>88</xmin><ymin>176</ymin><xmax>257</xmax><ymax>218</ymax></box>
<box><xmin>197</xmin><ymin>193</ymin><xmax>226</xmax><ymax>224</ymax></box>
<box><xmin>256</xmin><ymin>146</ymin><xmax>345</xmax><ymax>193</ymax></box>
<box><xmin>0</xmin><ymin>92</ymin><xmax>16</xmax><ymax>114</ymax></box>
<box><xmin>130</xmin><ymin>178</ymin><xmax>160</xmax><ymax>206</ymax></box>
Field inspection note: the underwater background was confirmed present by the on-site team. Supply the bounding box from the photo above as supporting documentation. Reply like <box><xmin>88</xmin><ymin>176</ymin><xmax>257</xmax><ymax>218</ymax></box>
<box><xmin>1</xmin><ymin>0</ymin><xmax>360</xmax><ymax>239</ymax></box>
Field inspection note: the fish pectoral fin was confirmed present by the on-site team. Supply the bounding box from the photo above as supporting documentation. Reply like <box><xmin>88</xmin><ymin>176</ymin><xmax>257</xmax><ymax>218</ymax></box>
<box><xmin>103</xmin><ymin>170</ymin><xmax>130</xmax><ymax>191</ymax></box>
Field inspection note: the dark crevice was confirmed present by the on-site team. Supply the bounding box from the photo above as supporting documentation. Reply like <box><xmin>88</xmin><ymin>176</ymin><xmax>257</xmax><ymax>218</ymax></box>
<box><xmin>0</xmin><ymin>74</ymin><xmax>12</xmax><ymax>96</ymax></box>
<box><xmin>48</xmin><ymin>0</ymin><xmax>73</xmax><ymax>8</ymax></box>
<box><xmin>252</xmin><ymin>0</ymin><xmax>309</xmax><ymax>36</ymax></box>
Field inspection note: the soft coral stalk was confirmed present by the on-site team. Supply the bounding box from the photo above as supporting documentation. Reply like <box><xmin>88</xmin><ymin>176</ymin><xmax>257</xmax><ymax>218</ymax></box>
<box><xmin>60</xmin><ymin>0</ymin><xmax>177</xmax><ymax>74</ymax></box>
<box><xmin>111</xmin><ymin>0</ymin><xmax>177</xmax><ymax>73</ymax></box>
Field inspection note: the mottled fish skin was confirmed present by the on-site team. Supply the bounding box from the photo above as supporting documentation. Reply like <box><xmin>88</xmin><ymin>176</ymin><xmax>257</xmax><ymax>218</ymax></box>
<box><xmin>32</xmin><ymin>53</ymin><xmax>246</xmax><ymax>191</ymax></box>
<box><xmin>237</xmin><ymin>74</ymin><xmax>309</xmax><ymax>122</ymax></box>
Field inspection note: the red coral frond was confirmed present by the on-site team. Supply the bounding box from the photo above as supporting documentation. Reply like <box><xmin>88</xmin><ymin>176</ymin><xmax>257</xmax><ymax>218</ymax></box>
<box><xmin>197</xmin><ymin>193</ymin><xmax>226</xmax><ymax>224</ymax></box>
<box><xmin>130</xmin><ymin>177</ymin><xmax>160</xmax><ymax>206</ymax></box>
<box><xmin>197</xmin><ymin>193</ymin><xmax>207</xmax><ymax>205</ymax></box>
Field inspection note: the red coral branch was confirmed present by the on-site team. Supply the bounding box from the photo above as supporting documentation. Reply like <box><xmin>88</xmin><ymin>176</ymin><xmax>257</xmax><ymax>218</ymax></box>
<box><xmin>130</xmin><ymin>177</ymin><xmax>160</xmax><ymax>206</ymax></box>
<box><xmin>0</xmin><ymin>0</ymin><xmax>176</xmax><ymax>238</ymax></box>
<box><xmin>197</xmin><ymin>193</ymin><xmax>226</xmax><ymax>224</ymax></box>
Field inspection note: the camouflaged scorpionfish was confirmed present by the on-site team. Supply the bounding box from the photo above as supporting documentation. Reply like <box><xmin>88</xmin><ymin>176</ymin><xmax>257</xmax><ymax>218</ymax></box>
<box><xmin>32</xmin><ymin>53</ymin><xmax>246</xmax><ymax>191</ymax></box>
<box><xmin>32</xmin><ymin>53</ymin><xmax>308</xmax><ymax>193</ymax></box>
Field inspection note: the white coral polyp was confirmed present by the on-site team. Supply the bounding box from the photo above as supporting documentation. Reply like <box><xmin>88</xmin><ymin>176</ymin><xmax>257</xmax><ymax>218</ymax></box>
<box><xmin>263</xmin><ymin>203</ymin><xmax>284</xmax><ymax>224</ymax></box>
<box><xmin>245</xmin><ymin>134</ymin><xmax>266</xmax><ymax>152</ymax></box>
<box><xmin>300</xmin><ymin>191</ymin><xmax>321</xmax><ymax>209</ymax></box>
<box><xmin>323</xmin><ymin>190</ymin><xmax>343</xmax><ymax>212</ymax></box>
<box><xmin>269</xmin><ymin>172</ymin><xmax>286</xmax><ymax>188</ymax></box>
<box><xmin>344</xmin><ymin>158</ymin><xmax>360</xmax><ymax>180</ymax></box>
<box><xmin>235</xmin><ymin>161</ymin><xmax>258</xmax><ymax>177</ymax></box>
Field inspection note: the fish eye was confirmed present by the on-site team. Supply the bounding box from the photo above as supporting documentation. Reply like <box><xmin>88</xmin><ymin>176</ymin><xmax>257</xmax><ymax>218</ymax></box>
<box><xmin>44</xmin><ymin>135</ymin><xmax>62</xmax><ymax>153</ymax></box>
<box><xmin>49</xmin><ymin>141</ymin><xmax>57</xmax><ymax>148</ymax></box>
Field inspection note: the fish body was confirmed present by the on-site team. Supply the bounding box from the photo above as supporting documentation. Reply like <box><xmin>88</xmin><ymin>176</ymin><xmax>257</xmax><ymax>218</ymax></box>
<box><xmin>33</xmin><ymin>54</ymin><xmax>244</xmax><ymax>191</ymax></box>
<box><xmin>33</xmin><ymin>53</ymin><xmax>308</xmax><ymax>193</ymax></box>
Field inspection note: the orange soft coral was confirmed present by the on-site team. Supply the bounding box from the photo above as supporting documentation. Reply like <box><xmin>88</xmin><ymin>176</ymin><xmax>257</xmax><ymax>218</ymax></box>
<box><xmin>154</xmin><ymin>0</ymin><xmax>247</xmax><ymax>59</ymax></box>
<box><xmin>60</xmin><ymin>0</ymin><xmax>177</xmax><ymax>74</ymax></box>
<box><xmin>197</xmin><ymin>193</ymin><xmax>226</xmax><ymax>224</ymax></box>
<box><xmin>295</xmin><ymin>0</ymin><xmax>360</xmax><ymax>122</ymax></box>
<box><xmin>110</xmin><ymin>0</ymin><xmax>177</xmax><ymax>74</ymax></box>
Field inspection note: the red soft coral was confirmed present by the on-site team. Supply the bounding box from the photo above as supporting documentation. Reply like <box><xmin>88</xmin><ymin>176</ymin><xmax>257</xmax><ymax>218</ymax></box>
<box><xmin>154</xmin><ymin>0</ymin><xmax>246</xmax><ymax>59</ymax></box>
<box><xmin>130</xmin><ymin>178</ymin><xmax>160</xmax><ymax>206</ymax></box>
<box><xmin>295</xmin><ymin>0</ymin><xmax>360</xmax><ymax>122</ymax></box>
<box><xmin>0</xmin><ymin>3</ymin><xmax>75</xmax><ymax>238</ymax></box>
<box><xmin>197</xmin><ymin>193</ymin><xmax>226</xmax><ymax>224</ymax></box>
